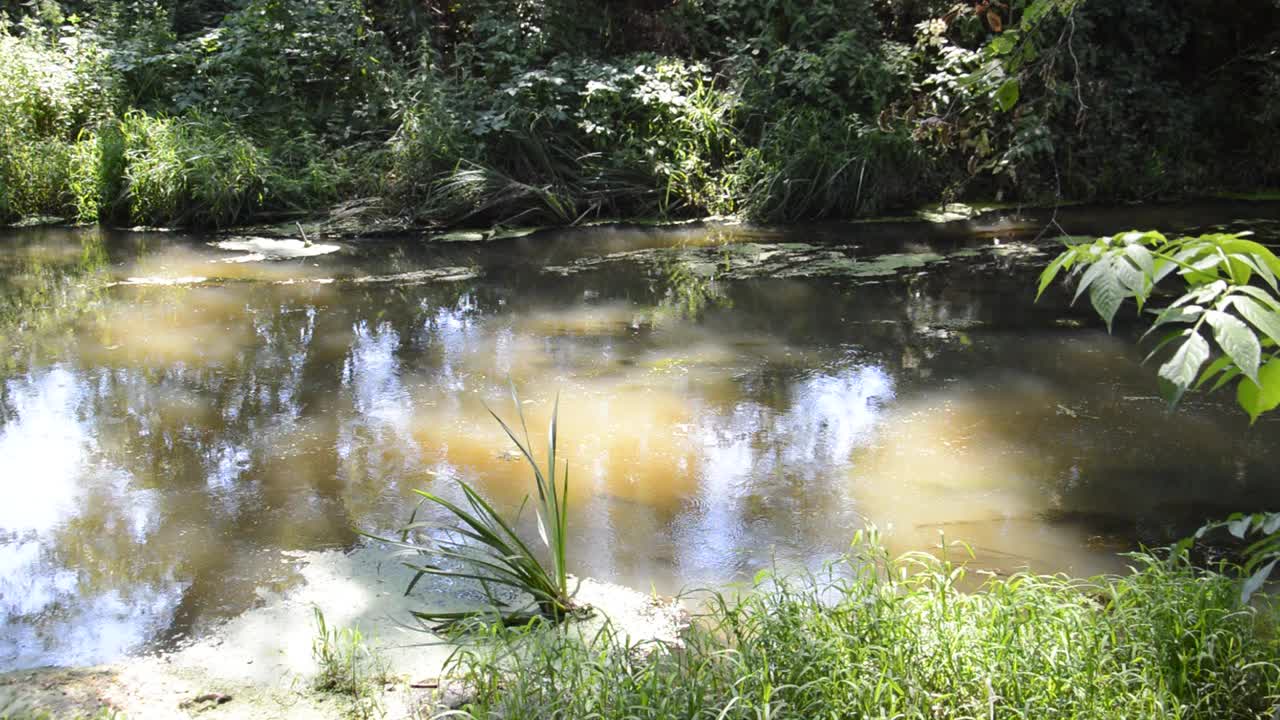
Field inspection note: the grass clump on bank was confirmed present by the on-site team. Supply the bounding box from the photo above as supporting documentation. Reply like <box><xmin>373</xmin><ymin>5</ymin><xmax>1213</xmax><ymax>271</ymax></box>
<box><xmin>311</xmin><ymin>608</ymin><xmax>391</xmax><ymax>720</ymax></box>
<box><xmin>368</xmin><ymin>391</ymin><xmax>580</xmax><ymax>628</ymax></box>
<box><xmin>445</xmin><ymin>537</ymin><xmax>1280</xmax><ymax>719</ymax></box>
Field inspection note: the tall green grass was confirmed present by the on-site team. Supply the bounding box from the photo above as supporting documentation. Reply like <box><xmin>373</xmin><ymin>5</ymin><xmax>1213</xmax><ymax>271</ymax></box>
<box><xmin>733</xmin><ymin>110</ymin><xmax>927</xmax><ymax>222</ymax></box>
<box><xmin>0</xmin><ymin>27</ymin><xmax>359</xmax><ymax>228</ymax></box>
<box><xmin>68</xmin><ymin>122</ymin><xmax>127</xmax><ymax>224</ymax></box>
<box><xmin>445</xmin><ymin>536</ymin><xmax>1280</xmax><ymax>719</ymax></box>
<box><xmin>120</xmin><ymin>111</ymin><xmax>273</xmax><ymax>228</ymax></box>
<box><xmin>310</xmin><ymin>605</ymin><xmax>390</xmax><ymax>720</ymax></box>
<box><xmin>0</xmin><ymin>26</ymin><xmax>119</xmax><ymax>223</ymax></box>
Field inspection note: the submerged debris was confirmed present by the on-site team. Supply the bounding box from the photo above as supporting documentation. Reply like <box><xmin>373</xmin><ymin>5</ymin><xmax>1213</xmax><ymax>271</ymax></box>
<box><xmin>212</xmin><ymin>237</ymin><xmax>342</xmax><ymax>261</ymax></box>
<box><xmin>178</xmin><ymin>692</ymin><xmax>233</xmax><ymax>709</ymax></box>
<box><xmin>543</xmin><ymin>242</ymin><xmax>948</xmax><ymax>281</ymax></box>
<box><xmin>111</xmin><ymin>275</ymin><xmax>211</xmax><ymax>286</ymax></box>
<box><xmin>349</xmin><ymin>267</ymin><xmax>480</xmax><ymax>284</ymax></box>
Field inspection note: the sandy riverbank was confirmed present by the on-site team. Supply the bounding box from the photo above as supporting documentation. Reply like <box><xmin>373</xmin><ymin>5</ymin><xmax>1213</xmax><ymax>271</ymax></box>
<box><xmin>0</xmin><ymin>548</ymin><xmax>687</xmax><ymax>719</ymax></box>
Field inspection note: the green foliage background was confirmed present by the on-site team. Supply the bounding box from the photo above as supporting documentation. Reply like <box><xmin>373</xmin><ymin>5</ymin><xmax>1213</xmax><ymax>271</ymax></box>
<box><xmin>1</xmin><ymin>0</ymin><xmax>1278</xmax><ymax>228</ymax></box>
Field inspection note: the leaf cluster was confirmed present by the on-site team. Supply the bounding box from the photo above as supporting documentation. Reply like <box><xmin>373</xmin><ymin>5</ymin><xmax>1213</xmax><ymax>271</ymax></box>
<box><xmin>1040</xmin><ymin>230</ymin><xmax>1280</xmax><ymax>421</ymax></box>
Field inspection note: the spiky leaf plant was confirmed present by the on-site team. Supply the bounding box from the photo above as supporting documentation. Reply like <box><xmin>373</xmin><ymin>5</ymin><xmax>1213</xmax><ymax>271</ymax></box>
<box><xmin>366</xmin><ymin>387</ymin><xmax>577</xmax><ymax>629</ymax></box>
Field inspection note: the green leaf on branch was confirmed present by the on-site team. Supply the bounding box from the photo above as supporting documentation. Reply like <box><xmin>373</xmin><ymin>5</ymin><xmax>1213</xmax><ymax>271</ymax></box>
<box><xmin>1209</xmin><ymin>366</ymin><xmax>1242</xmax><ymax>393</ymax></box>
<box><xmin>987</xmin><ymin>33</ymin><xmax>1018</xmax><ymax>56</ymax></box>
<box><xmin>1157</xmin><ymin>331</ymin><xmax>1209</xmax><ymax>406</ymax></box>
<box><xmin>1232</xmin><ymin>285</ymin><xmax>1280</xmax><ymax>310</ymax></box>
<box><xmin>1144</xmin><ymin>328</ymin><xmax>1189</xmax><ymax>365</ymax></box>
<box><xmin>1145</xmin><ymin>304</ymin><xmax>1202</xmax><ymax>336</ymax></box>
<box><xmin>1264</xmin><ymin>513</ymin><xmax>1280</xmax><ymax>535</ymax></box>
<box><xmin>1237</xmin><ymin>358</ymin><xmax>1280</xmax><ymax>424</ymax></box>
<box><xmin>1113</xmin><ymin>256</ymin><xmax>1147</xmax><ymax>306</ymax></box>
<box><xmin>1073</xmin><ymin>257</ymin><xmax>1108</xmax><ymax>303</ymax></box>
<box><xmin>1194</xmin><ymin>355</ymin><xmax>1235</xmax><ymax>390</ymax></box>
<box><xmin>1228</xmin><ymin>515</ymin><xmax>1254</xmax><ymax>539</ymax></box>
<box><xmin>1037</xmin><ymin>251</ymin><xmax>1072</xmax><ymax>300</ymax></box>
<box><xmin>1231</xmin><ymin>295</ymin><xmax>1280</xmax><ymax>346</ymax></box>
<box><xmin>994</xmin><ymin>78</ymin><xmax>1020</xmax><ymax>112</ymax></box>
<box><xmin>1123</xmin><ymin>243</ymin><xmax>1155</xmax><ymax>277</ymax></box>
<box><xmin>1229</xmin><ymin>253</ymin><xmax>1278</xmax><ymax>291</ymax></box>
<box><xmin>1204</xmin><ymin>310</ymin><xmax>1260</xmax><ymax>383</ymax></box>
<box><xmin>1088</xmin><ymin>261</ymin><xmax>1125</xmax><ymax>332</ymax></box>
<box><xmin>1241</xmin><ymin>559</ymin><xmax>1276</xmax><ymax>604</ymax></box>
<box><xmin>1221</xmin><ymin>237</ymin><xmax>1280</xmax><ymax>276</ymax></box>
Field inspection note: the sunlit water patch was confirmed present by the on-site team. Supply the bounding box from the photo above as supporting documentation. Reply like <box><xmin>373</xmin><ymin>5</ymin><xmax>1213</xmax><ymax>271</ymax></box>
<box><xmin>2</xmin><ymin>202</ymin><xmax>1280</xmax><ymax>669</ymax></box>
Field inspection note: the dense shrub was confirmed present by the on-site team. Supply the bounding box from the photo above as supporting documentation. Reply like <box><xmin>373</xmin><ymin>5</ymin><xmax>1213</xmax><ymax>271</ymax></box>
<box><xmin>2</xmin><ymin>0</ymin><xmax>1279</xmax><ymax>228</ymax></box>
<box><xmin>390</xmin><ymin>53</ymin><xmax>737</xmax><ymax>225</ymax></box>
<box><xmin>0</xmin><ymin>15</ymin><xmax>374</xmax><ymax>227</ymax></box>
<box><xmin>0</xmin><ymin>24</ymin><xmax>121</xmax><ymax>222</ymax></box>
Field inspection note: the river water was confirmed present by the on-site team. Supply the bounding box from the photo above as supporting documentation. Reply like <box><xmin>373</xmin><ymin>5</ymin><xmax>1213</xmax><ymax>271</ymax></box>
<box><xmin>3</xmin><ymin>202</ymin><xmax>1280</xmax><ymax>670</ymax></box>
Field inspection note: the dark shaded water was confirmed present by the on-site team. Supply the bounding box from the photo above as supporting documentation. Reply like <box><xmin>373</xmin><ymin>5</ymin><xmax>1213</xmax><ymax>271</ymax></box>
<box><xmin>3</xmin><ymin>202</ymin><xmax>1280</xmax><ymax>670</ymax></box>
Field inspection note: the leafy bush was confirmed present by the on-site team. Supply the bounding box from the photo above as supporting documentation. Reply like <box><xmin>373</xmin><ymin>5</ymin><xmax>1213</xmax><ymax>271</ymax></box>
<box><xmin>448</xmin><ymin>537</ymin><xmax>1280</xmax><ymax>719</ymax></box>
<box><xmin>987</xmin><ymin>0</ymin><xmax>1280</xmax><ymax>200</ymax></box>
<box><xmin>100</xmin><ymin>0</ymin><xmax>396</xmax><ymax>139</ymax></box>
<box><xmin>0</xmin><ymin>138</ymin><xmax>72</xmax><ymax>221</ymax></box>
<box><xmin>390</xmin><ymin>54</ymin><xmax>737</xmax><ymax>225</ymax></box>
<box><xmin>0</xmin><ymin>24</ymin><xmax>121</xmax><ymax>222</ymax></box>
<box><xmin>0</xmin><ymin>24</ymin><xmax>121</xmax><ymax>140</ymax></box>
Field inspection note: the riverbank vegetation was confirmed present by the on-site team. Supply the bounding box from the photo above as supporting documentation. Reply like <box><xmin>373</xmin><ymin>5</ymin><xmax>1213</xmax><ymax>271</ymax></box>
<box><xmin>442</xmin><ymin>536</ymin><xmax>1279</xmax><ymax>720</ymax></box>
<box><xmin>2</xmin><ymin>0</ymin><xmax>1279</xmax><ymax>229</ymax></box>
<box><xmin>367</xmin><ymin>385</ymin><xmax>1280</xmax><ymax>719</ymax></box>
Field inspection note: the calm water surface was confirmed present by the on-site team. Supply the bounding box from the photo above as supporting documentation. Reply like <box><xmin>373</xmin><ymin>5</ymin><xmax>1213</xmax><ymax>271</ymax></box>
<box><xmin>3</xmin><ymin>203</ymin><xmax>1280</xmax><ymax>670</ymax></box>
